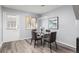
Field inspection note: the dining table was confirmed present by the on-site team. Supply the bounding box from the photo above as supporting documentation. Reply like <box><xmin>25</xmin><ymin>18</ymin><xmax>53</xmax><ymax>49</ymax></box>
<box><xmin>35</xmin><ymin>31</ymin><xmax>51</xmax><ymax>39</ymax></box>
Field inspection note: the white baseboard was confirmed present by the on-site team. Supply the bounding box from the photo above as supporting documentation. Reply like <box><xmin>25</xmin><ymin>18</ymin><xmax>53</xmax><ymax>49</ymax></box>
<box><xmin>24</xmin><ymin>37</ymin><xmax>32</xmax><ymax>40</ymax></box>
<box><xmin>57</xmin><ymin>41</ymin><xmax>76</xmax><ymax>48</ymax></box>
<box><xmin>57</xmin><ymin>41</ymin><xmax>76</xmax><ymax>52</ymax></box>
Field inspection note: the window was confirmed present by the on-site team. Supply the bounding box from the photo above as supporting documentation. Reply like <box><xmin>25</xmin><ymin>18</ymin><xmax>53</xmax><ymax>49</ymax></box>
<box><xmin>7</xmin><ymin>15</ymin><xmax>17</xmax><ymax>30</ymax></box>
<box><xmin>25</xmin><ymin>16</ymin><xmax>37</xmax><ymax>29</ymax></box>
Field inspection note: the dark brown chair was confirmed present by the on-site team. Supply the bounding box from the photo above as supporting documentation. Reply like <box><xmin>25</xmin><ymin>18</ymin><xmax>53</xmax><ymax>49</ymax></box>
<box><xmin>33</xmin><ymin>32</ymin><xmax>42</xmax><ymax>48</ymax></box>
<box><xmin>43</xmin><ymin>32</ymin><xmax>57</xmax><ymax>52</ymax></box>
<box><xmin>31</xmin><ymin>29</ymin><xmax>36</xmax><ymax>44</ymax></box>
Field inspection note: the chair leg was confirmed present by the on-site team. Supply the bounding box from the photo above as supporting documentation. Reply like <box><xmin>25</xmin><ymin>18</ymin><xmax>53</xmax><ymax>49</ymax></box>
<box><xmin>41</xmin><ymin>39</ymin><xmax>42</xmax><ymax>45</ymax></box>
<box><xmin>49</xmin><ymin>43</ymin><xmax>52</xmax><ymax>52</ymax></box>
<box><xmin>48</xmin><ymin>42</ymin><xmax>50</xmax><ymax>48</ymax></box>
<box><xmin>34</xmin><ymin>40</ymin><xmax>36</xmax><ymax>48</ymax></box>
<box><xmin>31</xmin><ymin>39</ymin><xmax>33</xmax><ymax>45</ymax></box>
<box><xmin>55</xmin><ymin>41</ymin><xmax>57</xmax><ymax>49</ymax></box>
<box><xmin>43</xmin><ymin>40</ymin><xmax>45</xmax><ymax>47</ymax></box>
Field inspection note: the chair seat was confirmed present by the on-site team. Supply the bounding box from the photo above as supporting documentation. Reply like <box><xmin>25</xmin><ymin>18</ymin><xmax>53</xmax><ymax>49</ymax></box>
<box><xmin>35</xmin><ymin>36</ymin><xmax>42</xmax><ymax>41</ymax></box>
<box><xmin>44</xmin><ymin>38</ymin><xmax>55</xmax><ymax>43</ymax></box>
<box><xmin>37</xmin><ymin>38</ymin><xmax>42</xmax><ymax>40</ymax></box>
<box><xmin>37</xmin><ymin>36</ymin><xmax>41</xmax><ymax>39</ymax></box>
<box><xmin>43</xmin><ymin>38</ymin><xmax>50</xmax><ymax>41</ymax></box>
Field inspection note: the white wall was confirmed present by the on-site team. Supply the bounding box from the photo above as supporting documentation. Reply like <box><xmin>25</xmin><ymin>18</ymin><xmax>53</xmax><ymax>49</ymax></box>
<box><xmin>0</xmin><ymin>6</ymin><xmax>2</xmax><ymax>46</ymax></box>
<box><xmin>2</xmin><ymin>7</ymin><xmax>38</xmax><ymax>42</ymax></box>
<box><xmin>0</xmin><ymin>6</ymin><xmax>1</xmax><ymax>42</ymax></box>
<box><xmin>76</xmin><ymin>20</ymin><xmax>79</xmax><ymax>37</ymax></box>
<box><xmin>40</xmin><ymin>6</ymin><xmax>77</xmax><ymax>48</ymax></box>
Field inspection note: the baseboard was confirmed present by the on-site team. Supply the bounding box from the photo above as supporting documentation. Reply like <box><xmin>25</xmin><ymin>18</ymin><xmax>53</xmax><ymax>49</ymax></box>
<box><xmin>57</xmin><ymin>41</ymin><xmax>76</xmax><ymax>52</ymax></box>
<box><xmin>24</xmin><ymin>37</ymin><xmax>32</xmax><ymax>40</ymax></box>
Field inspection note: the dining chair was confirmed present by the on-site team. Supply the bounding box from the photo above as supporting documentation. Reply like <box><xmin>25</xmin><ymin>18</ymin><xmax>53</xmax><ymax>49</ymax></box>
<box><xmin>43</xmin><ymin>32</ymin><xmax>57</xmax><ymax>52</ymax></box>
<box><xmin>33</xmin><ymin>32</ymin><xmax>42</xmax><ymax>48</ymax></box>
<box><xmin>31</xmin><ymin>29</ymin><xmax>36</xmax><ymax>44</ymax></box>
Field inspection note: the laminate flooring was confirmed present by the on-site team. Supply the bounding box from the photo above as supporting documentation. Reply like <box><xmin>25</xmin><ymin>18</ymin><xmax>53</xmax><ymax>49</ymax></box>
<box><xmin>0</xmin><ymin>39</ymin><xmax>75</xmax><ymax>53</ymax></box>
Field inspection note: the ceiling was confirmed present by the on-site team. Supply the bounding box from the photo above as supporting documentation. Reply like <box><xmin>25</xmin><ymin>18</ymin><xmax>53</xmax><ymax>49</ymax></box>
<box><xmin>3</xmin><ymin>5</ymin><xmax>62</xmax><ymax>14</ymax></box>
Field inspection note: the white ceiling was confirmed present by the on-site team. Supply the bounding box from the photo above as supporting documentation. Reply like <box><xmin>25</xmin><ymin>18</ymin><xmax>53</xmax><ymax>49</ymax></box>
<box><xmin>3</xmin><ymin>5</ymin><xmax>62</xmax><ymax>14</ymax></box>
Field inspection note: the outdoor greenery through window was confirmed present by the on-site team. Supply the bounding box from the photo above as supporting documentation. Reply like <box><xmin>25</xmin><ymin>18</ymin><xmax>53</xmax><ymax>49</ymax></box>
<box><xmin>25</xmin><ymin>16</ymin><xmax>37</xmax><ymax>29</ymax></box>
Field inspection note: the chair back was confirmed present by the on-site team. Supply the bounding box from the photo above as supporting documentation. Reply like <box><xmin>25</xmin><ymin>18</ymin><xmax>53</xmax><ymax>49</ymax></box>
<box><xmin>33</xmin><ymin>32</ymin><xmax>37</xmax><ymax>40</ymax></box>
<box><xmin>50</xmin><ymin>32</ymin><xmax>56</xmax><ymax>42</ymax></box>
<box><xmin>32</xmin><ymin>29</ymin><xmax>36</xmax><ymax>40</ymax></box>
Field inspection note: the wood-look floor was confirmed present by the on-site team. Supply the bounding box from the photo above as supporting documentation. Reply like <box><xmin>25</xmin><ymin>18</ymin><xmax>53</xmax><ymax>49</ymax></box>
<box><xmin>0</xmin><ymin>39</ymin><xmax>75</xmax><ymax>53</ymax></box>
